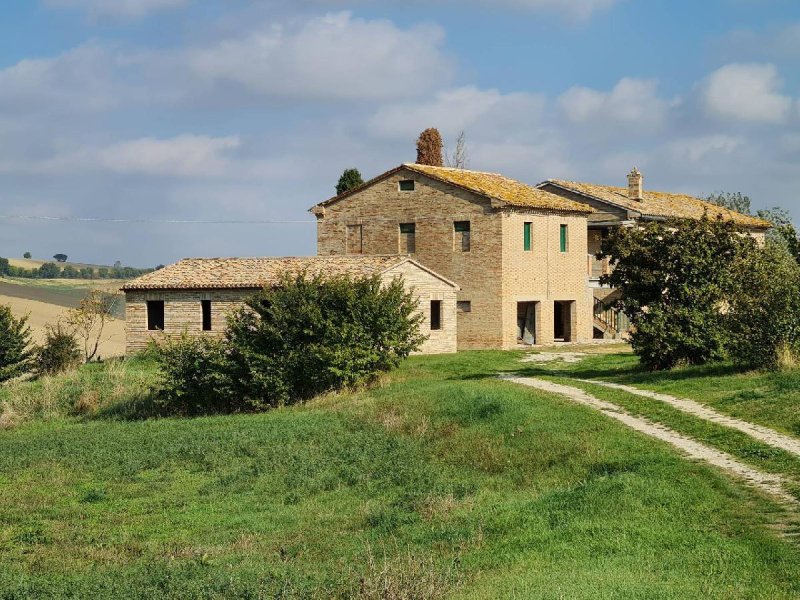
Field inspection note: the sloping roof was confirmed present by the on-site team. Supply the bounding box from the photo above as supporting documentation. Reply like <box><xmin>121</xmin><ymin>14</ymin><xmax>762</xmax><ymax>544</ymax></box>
<box><xmin>313</xmin><ymin>164</ymin><xmax>593</xmax><ymax>214</ymax></box>
<box><xmin>122</xmin><ymin>256</ymin><xmax>458</xmax><ymax>291</ymax></box>
<box><xmin>543</xmin><ymin>179</ymin><xmax>771</xmax><ymax>229</ymax></box>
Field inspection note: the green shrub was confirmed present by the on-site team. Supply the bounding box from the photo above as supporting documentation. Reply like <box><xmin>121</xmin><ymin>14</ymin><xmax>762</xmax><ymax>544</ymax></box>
<box><xmin>154</xmin><ymin>335</ymin><xmax>233</xmax><ymax>415</ymax></box>
<box><xmin>726</xmin><ymin>243</ymin><xmax>800</xmax><ymax>369</ymax></box>
<box><xmin>34</xmin><ymin>322</ymin><xmax>82</xmax><ymax>376</ymax></box>
<box><xmin>601</xmin><ymin>215</ymin><xmax>755</xmax><ymax>370</ymax></box>
<box><xmin>155</xmin><ymin>273</ymin><xmax>424</xmax><ymax>414</ymax></box>
<box><xmin>225</xmin><ymin>273</ymin><xmax>425</xmax><ymax>408</ymax></box>
<box><xmin>0</xmin><ymin>304</ymin><xmax>32</xmax><ymax>382</ymax></box>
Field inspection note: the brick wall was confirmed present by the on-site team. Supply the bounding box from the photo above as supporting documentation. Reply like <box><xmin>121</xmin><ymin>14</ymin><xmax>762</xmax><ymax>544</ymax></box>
<box><xmin>124</xmin><ymin>289</ymin><xmax>253</xmax><ymax>354</ymax></box>
<box><xmin>125</xmin><ymin>262</ymin><xmax>458</xmax><ymax>355</ymax></box>
<box><xmin>318</xmin><ymin>169</ymin><xmax>506</xmax><ymax>349</ymax></box>
<box><xmin>381</xmin><ymin>262</ymin><xmax>457</xmax><ymax>354</ymax></box>
<box><xmin>316</xmin><ymin>167</ymin><xmax>592</xmax><ymax>350</ymax></box>
<box><xmin>500</xmin><ymin>210</ymin><xmax>592</xmax><ymax>347</ymax></box>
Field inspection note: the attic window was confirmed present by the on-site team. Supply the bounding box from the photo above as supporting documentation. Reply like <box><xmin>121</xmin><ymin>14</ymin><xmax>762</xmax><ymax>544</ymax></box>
<box><xmin>399</xmin><ymin>180</ymin><xmax>415</xmax><ymax>192</ymax></box>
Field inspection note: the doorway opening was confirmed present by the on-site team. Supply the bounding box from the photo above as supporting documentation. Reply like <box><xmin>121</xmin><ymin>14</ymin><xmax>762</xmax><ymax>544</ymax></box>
<box><xmin>554</xmin><ymin>301</ymin><xmax>575</xmax><ymax>342</ymax></box>
<box><xmin>517</xmin><ymin>302</ymin><xmax>537</xmax><ymax>345</ymax></box>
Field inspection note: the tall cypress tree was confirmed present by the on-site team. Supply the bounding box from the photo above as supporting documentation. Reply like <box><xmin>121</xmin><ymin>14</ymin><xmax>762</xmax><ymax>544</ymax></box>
<box><xmin>416</xmin><ymin>128</ymin><xmax>443</xmax><ymax>167</ymax></box>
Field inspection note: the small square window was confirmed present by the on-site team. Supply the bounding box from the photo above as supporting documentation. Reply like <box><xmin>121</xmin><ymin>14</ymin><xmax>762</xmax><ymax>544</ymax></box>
<box><xmin>454</xmin><ymin>221</ymin><xmax>471</xmax><ymax>233</ymax></box>
<box><xmin>457</xmin><ymin>301</ymin><xmax>472</xmax><ymax>313</ymax></box>
<box><xmin>399</xmin><ymin>180</ymin><xmax>415</xmax><ymax>192</ymax></box>
<box><xmin>399</xmin><ymin>223</ymin><xmax>416</xmax><ymax>234</ymax></box>
<box><xmin>147</xmin><ymin>300</ymin><xmax>165</xmax><ymax>331</ymax></box>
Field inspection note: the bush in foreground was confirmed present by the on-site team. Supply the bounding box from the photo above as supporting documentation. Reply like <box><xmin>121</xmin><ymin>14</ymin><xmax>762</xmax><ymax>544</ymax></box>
<box><xmin>34</xmin><ymin>322</ymin><xmax>82</xmax><ymax>376</ymax></box>
<box><xmin>0</xmin><ymin>304</ymin><xmax>32</xmax><ymax>382</ymax></box>
<box><xmin>156</xmin><ymin>273</ymin><xmax>425</xmax><ymax>414</ymax></box>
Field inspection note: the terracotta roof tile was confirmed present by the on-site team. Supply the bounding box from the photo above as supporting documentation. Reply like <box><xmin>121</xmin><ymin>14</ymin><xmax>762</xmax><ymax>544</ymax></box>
<box><xmin>123</xmin><ymin>256</ymin><xmax>415</xmax><ymax>291</ymax></box>
<box><xmin>545</xmin><ymin>179</ymin><xmax>771</xmax><ymax>228</ymax></box>
<box><xmin>314</xmin><ymin>164</ymin><xmax>593</xmax><ymax>214</ymax></box>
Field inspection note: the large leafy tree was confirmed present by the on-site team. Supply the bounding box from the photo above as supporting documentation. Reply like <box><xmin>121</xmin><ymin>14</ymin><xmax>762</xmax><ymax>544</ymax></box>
<box><xmin>416</xmin><ymin>128</ymin><xmax>443</xmax><ymax>167</ymax></box>
<box><xmin>335</xmin><ymin>168</ymin><xmax>364</xmax><ymax>196</ymax></box>
<box><xmin>600</xmin><ymin>215</ymin><xmax>756</xmax><ymax>370</ymax></box>
<box><xmin>726</xmin><ymin>242</ymin><xmax>800</xmax><ymax>369</ymax></box>
<box><xmin>0</xmin><ymin>304</ymin><xmax>33</xmax><ymax>382</ymax></box>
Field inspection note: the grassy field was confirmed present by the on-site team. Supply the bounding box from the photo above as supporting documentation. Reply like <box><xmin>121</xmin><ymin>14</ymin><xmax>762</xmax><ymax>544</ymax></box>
<box><xmin>1</xmin><ymin>349</ymin><xmax>799</xmax><ymax>598</ymax></box>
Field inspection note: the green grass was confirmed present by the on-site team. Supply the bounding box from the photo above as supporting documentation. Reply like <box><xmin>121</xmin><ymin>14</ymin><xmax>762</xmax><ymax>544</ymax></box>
<box><xmin>1</xmin><ymin>351</ymin><xmax>799</xmax><ymax>598</ymax></box>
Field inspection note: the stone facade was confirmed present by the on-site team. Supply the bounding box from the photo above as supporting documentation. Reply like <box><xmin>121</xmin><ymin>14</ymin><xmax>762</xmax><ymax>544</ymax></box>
<box><xmin>315</xmin><ymin>167</ymin><xmax>593</xmax><ymax>349</ymax></box>
<box><xmin>124</xmin><ymin>259</ymin><xmax>458</xmax><ymax>355</ymax></box>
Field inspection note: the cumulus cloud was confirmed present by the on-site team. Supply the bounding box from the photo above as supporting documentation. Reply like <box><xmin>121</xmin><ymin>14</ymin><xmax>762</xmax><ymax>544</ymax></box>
<box><xmin>0</xmin><ymin>45</ymin><xmax>121</xmax><ymax>115</ymax></box>
<box><xmin>43</xmin><ymin>0</ymin><xmax>190</xmax><ymax>19</ymax></box>
<box><xmin>703</xmin><ymin>63</ymin><xmax>794</xmax><ymax>124</ymax></box>
<box><xmin>558</xmin><ymin>78</ymin><xmax>671</xmax><ymax>132</ymax></box>
<box><xmin>0</xmin><ymin>135</ymin><xmax>242</xmax><ymax>178</ymax></box>
<box><xmin>179</xmin><ymin>12</ymin><xmax>451</xmax><ymax>102</ymax></box>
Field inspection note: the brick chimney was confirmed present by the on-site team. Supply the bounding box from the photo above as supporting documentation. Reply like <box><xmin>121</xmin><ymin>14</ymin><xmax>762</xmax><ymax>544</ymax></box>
<box><xmin>627</xmin><ymin>167</ymin><xmax>643</xmax><ymax>201</ymax></box>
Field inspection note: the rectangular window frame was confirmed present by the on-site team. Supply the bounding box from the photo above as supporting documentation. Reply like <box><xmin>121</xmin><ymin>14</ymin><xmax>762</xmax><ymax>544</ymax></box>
<box><xmin>560</xmin><ymin>224</ymin><xmax>569</xmax><ymax>253</ymax></box>
<box><xmin>147</xmin><ymin>300</ymin><xmax>165</xmax><ymax>331</ymax></box>
<box><xmin>523</xmin><ymin>222</ymin><xmax>532</xmax><ymax>251</ymax></box>
<box><xmin>399</xmin><ymin>180</ymin><xmax>415</xmax><ymax>192</ymax></box>
<box><xmin>457</xmin><ymin>300</ymin><xmax>472</xmax><ymax>313</ymax></box>
<box><xmin>430</xmin><ymin>300</ymin><xmax>442</xmax><ymax>331</ymax></box>
<box><xmin>454</xmin><ymin>221</ymin><xmax>471</xmax><ymax>252</ymax></box>
<box><xmin>399</xmin><ymin>222</ymin><xmax>416</xmax><ymax>254</ymax></box>
<box><xmin>346</xmin><ymin>224</ymin><xmax>363</xmax><ymax>255</ymax></box>
<box><xmin>201</xmin><ymin>299</ymin><xmax>212</xmax><ymax>331</ymax></box>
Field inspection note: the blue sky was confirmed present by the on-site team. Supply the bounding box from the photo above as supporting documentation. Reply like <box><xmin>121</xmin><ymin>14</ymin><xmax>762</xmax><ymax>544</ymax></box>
<box><xmin>0</xmin><ymin>0</ymin><xmax>798</xmax><ymax>266</ymax></box>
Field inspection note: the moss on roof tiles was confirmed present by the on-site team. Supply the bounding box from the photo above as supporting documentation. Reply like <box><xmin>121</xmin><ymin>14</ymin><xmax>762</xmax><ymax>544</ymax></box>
<box><xmin>547</xmin><ymin>179</ymin><xmax>771</xmax><ymax>228</ymax></box>
<box><xmin>123</xmin><ymin>256</ymin><xmax>410</xmax><ymax>291</ymax></box>
<box><xmin>313</xmin><ymin>164</ymin><xmax>593</xmax><ymax>214</ymax></box>
<box><xmin>404</xmin><ymin>164</ymin><xmax>592</xmax><ymax>213</ymax></box>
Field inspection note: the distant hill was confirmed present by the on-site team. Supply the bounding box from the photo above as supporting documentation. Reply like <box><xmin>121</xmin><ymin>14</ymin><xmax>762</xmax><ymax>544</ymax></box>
<box><xmin>9</xmin><ymin>258</ymin><xmax>116</xmax><ymax>272</ymax></box>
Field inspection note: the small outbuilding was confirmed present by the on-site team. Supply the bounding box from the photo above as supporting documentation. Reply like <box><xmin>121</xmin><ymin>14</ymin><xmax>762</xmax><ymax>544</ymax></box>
<box><xmin>122</xmin><ymin>255</ymin><xmax>459</xmax><ymax>356</ymax></box>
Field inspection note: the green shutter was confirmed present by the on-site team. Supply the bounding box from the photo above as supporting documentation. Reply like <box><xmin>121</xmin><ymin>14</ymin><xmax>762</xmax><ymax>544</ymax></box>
<box><xmin>560</xmin><ymin>224</ymin><xmax>568</xmax><ymax>252</ymax></box>
<box><xmin>523</xmin><ymin>222</ymin><xmax>531</xmax><ymax>251</ymax></box>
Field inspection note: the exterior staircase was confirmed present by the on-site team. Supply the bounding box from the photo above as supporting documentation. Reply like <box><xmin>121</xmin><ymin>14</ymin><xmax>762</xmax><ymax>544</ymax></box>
<box><xmin>593</xmin><ymin>297</ymin><xmax>628</xmax><ymax>340</ymax></box>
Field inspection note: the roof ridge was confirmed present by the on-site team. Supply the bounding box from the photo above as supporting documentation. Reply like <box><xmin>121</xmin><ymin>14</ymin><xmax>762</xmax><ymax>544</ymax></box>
<box><xmin>403</xmin><ymin>163</ymin><xmax>505</xmax><ymax>177</ymax></box>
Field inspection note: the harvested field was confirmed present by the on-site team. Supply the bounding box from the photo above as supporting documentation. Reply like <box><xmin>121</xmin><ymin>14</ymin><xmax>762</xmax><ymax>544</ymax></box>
<box><xmin>0</xmin><ymin>280</ymin><xmax>125</xmax><ymax>318</ymax></box>
<box><xmin>0</xmin><ymin>294</ymin><xmax>126</xmax><ymax>358</ymax></box>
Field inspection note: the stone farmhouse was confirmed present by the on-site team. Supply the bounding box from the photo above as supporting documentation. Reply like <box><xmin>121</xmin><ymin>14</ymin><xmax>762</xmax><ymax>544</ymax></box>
<box><xmin>123</xmin><ymin>162</ymin><xmax>769</xmax><ymax>355</ymax></box>
<box><xmin>122</xmin><ymin>256</ymin><xmax>459</xmax><ymax>355</ymax></box>
<box><xmin>310</xmin><ymin>164</ymin><xmax>771</xmax><ymax>349</ymax></box>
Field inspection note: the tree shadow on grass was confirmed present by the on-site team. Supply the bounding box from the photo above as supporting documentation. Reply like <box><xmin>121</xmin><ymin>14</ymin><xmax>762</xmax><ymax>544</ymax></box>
<box><xmin>91</xmin><ymin>390</ymin><xmax>175</xmax><ymax>421</ymax></box>
<box><xmin>448</xmin><ymin>355</ymin><xmax>746</xmax><ymax>385</ymax></box>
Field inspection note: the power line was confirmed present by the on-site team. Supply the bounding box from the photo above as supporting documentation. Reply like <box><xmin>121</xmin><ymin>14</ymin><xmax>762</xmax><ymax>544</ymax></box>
<box><xmin>0</xmin><ymin>214</ymin><xmax>316</xmax><ymax>225</ymax></box>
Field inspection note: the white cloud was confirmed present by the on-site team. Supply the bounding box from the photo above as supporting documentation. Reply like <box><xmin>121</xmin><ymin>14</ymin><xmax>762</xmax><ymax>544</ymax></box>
<box><xmin>180</xmin><ymin>12</ymin><xmax>451</xmax><ymax>102</ymax></box>
<box><xmin>558</xmin><ymin>78</ymin><xmax>670</xmax><ymax>131</ymax></box>
<box><xmin>703</xmin><ymin>63</ymin><xmax>793</xmax><ymax>124</ymax></box>
<box><xmin>44</xmin><ymin>0</ymin><xmax>189</xmax><ymax>19</ymax></box>
<box><xmin>0</xmin><ymin>45</ymin><xmax>121</xmax><ymax>114</ymax></box>
<box><xmin>0</xmin><ymin>135</ymin><xmax>242</xmax><ymax>178</ymax></box>
<box><xmin>368</xmin><ymin>86</ymin><xmax>545</xmax><ymax>139</ymax></box>
<box><xmin>665</xmin><ymin>134</ymin><xmax>745</xmax><ymax>163</ymax></box>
